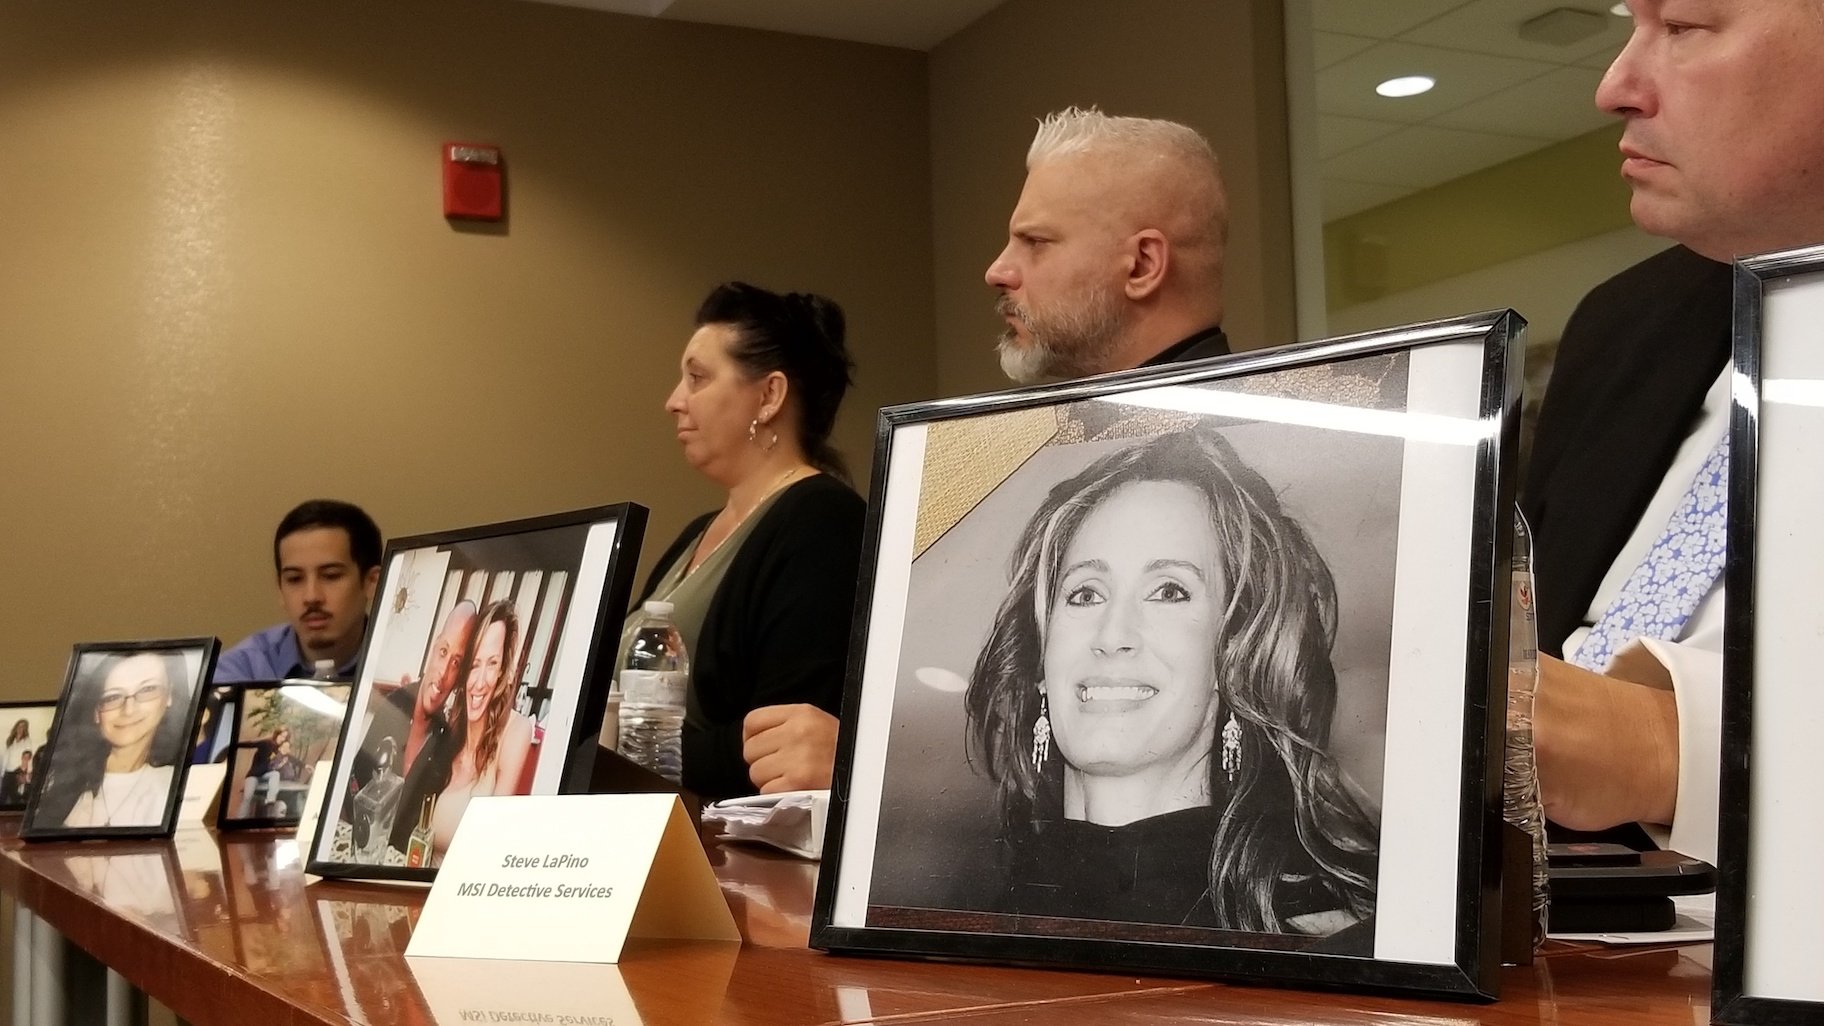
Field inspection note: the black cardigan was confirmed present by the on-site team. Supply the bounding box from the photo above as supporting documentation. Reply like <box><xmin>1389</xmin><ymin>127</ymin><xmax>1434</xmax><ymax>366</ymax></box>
<box><xmin>639</xmin><ymin>474</ymin><xmax>866</xmax><ymax>800</ymax></box>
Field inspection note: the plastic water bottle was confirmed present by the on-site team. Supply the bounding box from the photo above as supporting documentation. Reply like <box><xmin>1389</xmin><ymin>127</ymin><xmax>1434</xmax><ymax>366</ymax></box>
<box><xmin>1506</xmin><ymin>508</ymin><xmax>1550</xmax><ymax>948</ymax></box>
<box><xmin>616</xmin><ymin>600</ymin><xmax>689</xmax><ymax>784</ymax></box>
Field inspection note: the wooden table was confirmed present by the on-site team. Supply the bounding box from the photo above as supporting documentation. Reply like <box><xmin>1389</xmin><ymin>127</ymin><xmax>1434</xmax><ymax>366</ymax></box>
<box><xmin>0</xmin><ymin>822</ymin><xmax>1713</xmax><ymax>1026</ymax></box>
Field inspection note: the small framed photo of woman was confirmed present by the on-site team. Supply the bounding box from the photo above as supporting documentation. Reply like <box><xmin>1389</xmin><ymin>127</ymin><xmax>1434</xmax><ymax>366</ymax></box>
<box><xmin>217</xmin><ymin>681</ymin><xmax>352</xmax><ymax>831</ymax></box>
<box><xmin>307</xmin><ymin>503</ymin><xmax>646</xmax><ymax>882</ymax></box>
<box><xmin>813</xmin><ymin>312</ymin><xmax>1521</xmax><ymax>1000</ymax></box>
<box><xmin>0</xmin><ymin>701</ymin><xmax>59</xmax><ymax>812</ymax></box>
<box><xmin>22</xmin><ymin>637</ymin><xmax>220</xmax><ymax>840</ymax></box>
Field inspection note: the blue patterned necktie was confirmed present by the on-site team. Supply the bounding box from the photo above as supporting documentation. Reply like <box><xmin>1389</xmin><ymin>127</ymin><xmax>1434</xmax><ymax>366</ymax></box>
<box><xmin>1571</xmin><ymin>435</ymin><xmax>1730</xmax><ymax>672</ymax></box>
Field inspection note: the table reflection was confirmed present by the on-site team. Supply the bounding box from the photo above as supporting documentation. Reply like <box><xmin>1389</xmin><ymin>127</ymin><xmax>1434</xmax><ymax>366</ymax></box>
<box><xmin>708</xmin><ymin>841</ymin><xmax>818</xmax><ymax>947</ymax></box>
<box><xmin>407</xmin><ymin>956</ymin><xmax>644</xmax><ymax>1025</ymax></box>
<box><xmin>312</xmin><ymin>891</ymin><xmax>435</xmax><ymax>1025</ymax></box>
<box><xmin>57</xmin><ymin>847</ymin><xmax>187</xmax><ymax>938</ymax></box>
<box><xmin>222</xmin><ymin>835</ymin><xmax>326</xmax><ymax>977</ymax></box>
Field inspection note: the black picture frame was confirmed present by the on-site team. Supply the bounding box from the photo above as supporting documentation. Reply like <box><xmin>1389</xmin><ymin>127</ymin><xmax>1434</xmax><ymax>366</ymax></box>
<box><xmin>216</xmin><ymin>680</ymin><xmax>353</xmax><ymax>831</ymax></box>
<box><xmin>191</xmin><ymin>683</ymin><xmax>244</xmax><ymax>767</ymax></box>
<box><xmin>1712</xmin><ymin>246</ymin><xmax>1824</xmax><ymax>1025</ymax></box>
<box><xmin>0</xmin><ymin>699</ymin><xmax>59</xmax><ymax>812</ymax></box>
<box><xmin>21</xmin><ymin>637</ymin><xmax>221</xmax><ymax>841</ymax></box>
<box><xmin>306</xmin><ymin>503</ymin><xmax>646</xmax><ymax>882</ymax></box>
<box><xmin>811</xmin><ymin>313</ymin><xmax>1521</xmax><ymax>1001</ymax></box>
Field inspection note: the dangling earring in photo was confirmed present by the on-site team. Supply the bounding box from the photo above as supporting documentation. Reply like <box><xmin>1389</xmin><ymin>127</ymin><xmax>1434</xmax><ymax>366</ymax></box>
<box><xmin>1030</xmin><ymin>692</ymin><xmax>1051</xmax><ymax>771</ymax></box>
<box><xmin>1221</xmin><ymin>712</ymin><xmax>1242</xmax><ymax>783</ymax></box>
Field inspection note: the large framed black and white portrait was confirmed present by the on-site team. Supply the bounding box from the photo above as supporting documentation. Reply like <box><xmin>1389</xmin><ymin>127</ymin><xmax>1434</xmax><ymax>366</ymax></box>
<box><xmin>307</xmin><ymin>504</ymin><xmax>646</xmax><ymax>882</ymax></box>
<box><xmin>22</xmin><ymin>638</ymin><xmax>220</xmax><ymax>840</ymax></box>
<box><xmin>813</xmin><ymin>313</ymin><xmax>1521</xmax><ymax>999</ymax></box>
<box><xmin>1713</xmin><ymin>247</ymin><xmax>1824</xmax><ymax>1026</ymax></box>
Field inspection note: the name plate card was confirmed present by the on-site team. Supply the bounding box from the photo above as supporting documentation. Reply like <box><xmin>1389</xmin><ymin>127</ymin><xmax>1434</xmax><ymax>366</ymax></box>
<box><xmin>406</xmin><ymin>793</ymin><xmax>739</xmax><ymax>963</ymax></box>
<box><xmin>177</xmin><ymin>763</ymin><xmax>226</xmax><ymax>828</ymax></box>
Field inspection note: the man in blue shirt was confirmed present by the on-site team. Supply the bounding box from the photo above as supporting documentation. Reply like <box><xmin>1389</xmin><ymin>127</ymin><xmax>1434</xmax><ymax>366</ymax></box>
<box><xmin>214</xmin><ymin>500</ymin><xmax>384</xmax><ymax>683</ymax></box>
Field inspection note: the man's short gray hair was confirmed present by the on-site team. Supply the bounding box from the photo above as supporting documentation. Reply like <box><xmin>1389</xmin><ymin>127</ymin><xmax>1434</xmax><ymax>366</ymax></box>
<box><xmin>1026</xmin><ymin>106</ymin><xmax>1219</xmax><ymax>174</ymax></box>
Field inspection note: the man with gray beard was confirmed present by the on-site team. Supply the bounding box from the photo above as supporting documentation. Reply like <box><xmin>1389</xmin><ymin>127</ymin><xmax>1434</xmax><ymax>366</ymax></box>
<box><xmin>986</xmin><ymin>106</ymin><xmax>1230</xmax><ymax>381</ymax></box>
<box><xmin>739</xmin><ymin>108</ymin><xmax>1233</xmax><ymax>796</ymax></box>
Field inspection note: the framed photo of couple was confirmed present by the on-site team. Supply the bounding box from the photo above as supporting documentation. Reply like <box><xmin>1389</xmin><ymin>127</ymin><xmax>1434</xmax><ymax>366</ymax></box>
<box><xmin>812</xmin><ymin>312</ymin><xmax>1522</xmax><ymax>999</ymax></box>
<box><xmin>307</xmin><ymin>503</ymin><xmax>647</xmax><ymax>881</ymax></box>
<box><xmin>1712</xmin><ymin>245</ymin><xmax>1824</xmax><ymax>1026</ymax></box>
<box><xmin>21</xmin><ymin>637</ymin><xmax>221</xmax><ymax>841</ymax></box>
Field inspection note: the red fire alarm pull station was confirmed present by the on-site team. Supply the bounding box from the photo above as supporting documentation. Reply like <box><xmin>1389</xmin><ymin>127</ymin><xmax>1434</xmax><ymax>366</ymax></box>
<box><xmin>443</xmin><ymin>142</ymin><xmax>503</xmax><ymax>221</ymax></box>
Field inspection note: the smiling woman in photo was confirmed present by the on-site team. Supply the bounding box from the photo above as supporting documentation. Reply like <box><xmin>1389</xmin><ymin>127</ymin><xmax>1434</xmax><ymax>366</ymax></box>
<box><xmin>40</xmin><ymin>651</ymin><xmax>194</xmax><ymax>829</ymax></box>
<box><xmin>965</xmin><ymin>425</ymin><xmax>1379</xmax><ymax>945</ymax></box>
<box><xmin>431</xmin><ymin>598</ymin><xmax>534</xmax><ymax>859</ymax></box>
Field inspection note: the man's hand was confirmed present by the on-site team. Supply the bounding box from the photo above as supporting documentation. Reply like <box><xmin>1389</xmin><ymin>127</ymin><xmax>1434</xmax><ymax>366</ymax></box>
<box><xmin>742</xmin><ymin>704</ymin><xmax>838</xmax><ymax>794</ymax></box>
<box><xmin>1534</xmin><ymin>652</ymin><xmax>1680</xmax><ymax>831</ymax></box>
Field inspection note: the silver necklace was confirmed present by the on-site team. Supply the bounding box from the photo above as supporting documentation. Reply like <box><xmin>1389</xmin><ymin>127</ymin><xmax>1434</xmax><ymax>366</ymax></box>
<box><xmin>93</xmin><ymin>765</ymin><xmax>159</xmax><ymax>825</ymax></box>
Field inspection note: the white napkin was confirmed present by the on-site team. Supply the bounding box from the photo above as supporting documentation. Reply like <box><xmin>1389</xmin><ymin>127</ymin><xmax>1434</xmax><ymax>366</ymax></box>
<box><xmin>701</xmin><ymin>789</ymin><xmax>828</xmax><ymax>860</ymax></box>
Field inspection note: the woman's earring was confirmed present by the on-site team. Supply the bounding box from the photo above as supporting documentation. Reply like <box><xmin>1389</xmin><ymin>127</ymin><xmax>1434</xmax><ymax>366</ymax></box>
<box><xmin>1030</xmin><ymin>693</ymin><xmax>1051</xmax><ymax>772</ymax></box>
<box><xmin>764</xmin><ymin>427</ymin><xmax>780</xmax><ymax>452</ymax></box>
<box><xmin>747</xmin><ymin>418</ymin><xmax>760</xmax><ymax>444</ymax></box>
<box><xmin>1221</xmin><ymin>713</ymin><xmax>1242</xmax><ymax>783</ymax></box>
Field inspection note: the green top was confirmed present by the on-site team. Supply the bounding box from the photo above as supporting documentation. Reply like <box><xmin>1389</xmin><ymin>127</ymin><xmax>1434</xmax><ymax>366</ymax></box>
<box><xmin>620</xmin><ymin>487</ymin><xmax>788</xmax><ymax>730</ymax></box>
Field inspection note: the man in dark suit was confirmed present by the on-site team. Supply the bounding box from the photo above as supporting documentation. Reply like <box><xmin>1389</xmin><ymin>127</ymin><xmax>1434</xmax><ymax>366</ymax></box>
<box><xmin>1526</xmin><ymin>0</ymin><xmax>1824</xmax><ymax>864</ymax></box>
<box><xmin>739</xmin><ymin>107</ymin><xmax>1235</xmax><ymax>795</ymax></box>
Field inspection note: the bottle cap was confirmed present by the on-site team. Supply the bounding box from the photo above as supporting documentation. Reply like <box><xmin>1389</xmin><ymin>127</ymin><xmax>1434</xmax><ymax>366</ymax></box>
<box><xmin>642</xmin><ymin>600</ymin><xmax>675</xmax><ymax>617</ymax></box>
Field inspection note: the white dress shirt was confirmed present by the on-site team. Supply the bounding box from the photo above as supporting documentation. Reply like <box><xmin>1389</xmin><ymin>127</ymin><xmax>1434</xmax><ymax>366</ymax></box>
<box><xmin>1561</xmin><ymin>368</ymin><xmax>1728</xmax><ymax>865</ymax></box>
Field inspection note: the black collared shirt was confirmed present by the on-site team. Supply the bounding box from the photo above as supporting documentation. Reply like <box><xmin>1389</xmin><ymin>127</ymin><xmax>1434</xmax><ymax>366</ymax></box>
<box><xmin>1140</xmin><ymin>325</ymin><xmax>1230</xmax><ymax>367</ymax></box>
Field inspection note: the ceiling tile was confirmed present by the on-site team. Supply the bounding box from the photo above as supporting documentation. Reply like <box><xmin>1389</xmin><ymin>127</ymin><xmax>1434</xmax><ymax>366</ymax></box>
<box><xmin>1429</xmin><ymin>65</ymin><xmax>1611</xmax><ymax>139</ymax></box>
<box><xmin>1322</xmin><ymin>179</ymin><xmax>1414</xmax><ymax>221</ymax></box>
<box><xmin>1311</xmin><ymin>0</ymin><xmax>1473</xmax><ymax>39</ymax></box>
<box><xmin>1317</xmin><ymin>41</ymin><xmax>1557</xmax><ymax>122</ymax></box>
<box><xmin>1314</xmin><ymin>31</ymin><xmax>1377</xmax><ymax>70</ymax></box>
<box><xmin>1402</xmin><ymin>0</ymin><xmax>1633</xmax><ymax>65</ymax></box>
<box><xmin>1322</xmin><ymin>124</ymin><xmax>1542</xmax><ymax>190</ymax></box>
<box><xmin>1319</xmin><ymin>115</ymin><xmax>1406</xmax><ymax>159</ymax></box>
<box><xmin>531</xmin><ymin>0</ymin><xmax>1010</xmax><ymax>50</ymax></box>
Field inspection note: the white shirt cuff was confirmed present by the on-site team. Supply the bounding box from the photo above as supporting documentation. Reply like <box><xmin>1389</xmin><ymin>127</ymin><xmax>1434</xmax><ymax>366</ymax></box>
<box><xmin>1635</xmin><ymin>637</ymin><xmax>1722</xmax><ymax>866</ymax></box>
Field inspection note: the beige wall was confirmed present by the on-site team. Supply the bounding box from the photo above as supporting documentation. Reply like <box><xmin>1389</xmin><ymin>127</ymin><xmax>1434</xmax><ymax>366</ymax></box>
<box><xmin>1324</xmin><ymin>126</ymin><xmax>1634</xmax><ymax>310</ymax></box>
<box><xmin>928</xmin><ymin>0</ymin><xmax>1296</xmax><ymax>398</ymax></box>
<box><xmin>0</xmin><ymin>0</ymin><xmax>935</xmax><ymax>693</ymax></box>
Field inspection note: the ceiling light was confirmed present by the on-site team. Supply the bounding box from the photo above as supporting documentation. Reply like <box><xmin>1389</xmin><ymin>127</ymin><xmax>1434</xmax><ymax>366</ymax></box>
<box><xmin>1610</xmin><ymin>2</ymin><xmax>1630</xmax><ymax>15</ymax></box>
<box><xmin>1375</xmin><ymin>75</ymin><xmax>1435</xmax><ymax>98</ymax></box>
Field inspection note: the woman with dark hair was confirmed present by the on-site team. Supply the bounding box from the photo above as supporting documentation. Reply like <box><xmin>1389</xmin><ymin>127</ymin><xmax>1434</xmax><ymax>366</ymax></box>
<box><xmin>965</xmin><ymin>425</ymin><xmax>1379</xmax><ymax>944</ymax></box>
<box><xmin>432</xmin><ymin>599</ymin><xmax>533</xmax><ymax>855</ymax></box>
<box><xmin>43</xmin><ymin>651</ymin><xmax>194</xmax><ymax>828</ymax></box>
<box><xmin>626</xmin><ymin>281</ymin><xmax>866</xmax><ymax>799</ymax></box>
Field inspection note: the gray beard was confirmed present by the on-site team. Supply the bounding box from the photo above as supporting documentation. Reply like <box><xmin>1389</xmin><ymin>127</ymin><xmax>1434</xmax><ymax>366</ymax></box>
<box><xmin>994</xmin><ymin>292</ymin><xmax>1124</xmax><ymax>384</ymax></box>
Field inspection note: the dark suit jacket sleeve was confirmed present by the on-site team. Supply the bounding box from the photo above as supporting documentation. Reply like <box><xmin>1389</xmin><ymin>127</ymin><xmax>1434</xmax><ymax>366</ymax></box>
<box><xmin>1520</xmin><ymin>245</ymin><xmax>1731</xmax><ymax>655</ymax></box>
<box><xmin>682</xmin><ymin>477</ymin><xmax>866</xmax><ymax>799</ymax></box>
